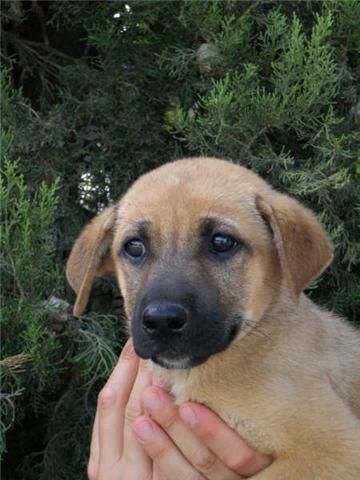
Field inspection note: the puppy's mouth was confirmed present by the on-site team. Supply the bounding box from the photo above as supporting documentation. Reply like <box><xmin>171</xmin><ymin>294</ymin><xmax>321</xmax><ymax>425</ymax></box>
<box><xmin>134</xmin><ymin>321</ymin><xmax>241</xmax><ymax>370</ymax></box>
<box><xmin>152</xmin><ymin>354</ymin><xmax>209</xmax><ymax>370</ymax></box>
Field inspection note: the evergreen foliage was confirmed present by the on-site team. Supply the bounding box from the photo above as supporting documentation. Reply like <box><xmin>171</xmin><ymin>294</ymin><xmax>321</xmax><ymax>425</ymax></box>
<box><xmin>1</xmin><ymin>72</ymin><xmax>123</xmax><ymax>479</ymax></box>
<box><xmin>1</xmin><ymin>1</ymin><xmax>359</xmax><ymax>478</ymax></box>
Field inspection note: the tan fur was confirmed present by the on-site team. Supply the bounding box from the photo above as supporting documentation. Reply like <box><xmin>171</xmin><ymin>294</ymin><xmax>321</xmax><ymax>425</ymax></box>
<box><xmin>66</xmin><ymin>205</ymin><xmax>115</xmax><ymax>316</ymax></box>
<box><xmin>66</xmin><ymin>157</ymin><xmax>360</xmax><ymax>479</ymax></box>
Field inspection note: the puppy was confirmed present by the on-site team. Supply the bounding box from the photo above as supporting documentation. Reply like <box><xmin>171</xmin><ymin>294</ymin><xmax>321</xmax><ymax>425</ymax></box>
<box><xmin>67</xmin><ymin>158</ymin><xmax>360</xmax><ymax>479</ymax></box>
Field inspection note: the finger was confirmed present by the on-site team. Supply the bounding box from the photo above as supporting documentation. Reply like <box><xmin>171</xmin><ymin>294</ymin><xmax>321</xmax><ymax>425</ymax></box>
<box><xmin>124</xmin><ymin>359</ymin><xmax>152</xmax><ymax>426</ymax></box>
<box><xmin>97</xmin><ymin>339</ymin><xmax>139</xmax><ymax>466</ymax></box>
<box><xmin>90</xmin><ymin>340</ymin><xmax>136</xmax><ymax>463</ymax></box>
<box><xmin>121</xmin><ymin>359</ymin><xmax>153</xmax><ymax>472</ymax></box>
<box><xmin>89</xmin><ymin>409</ymin><xmax>99</xmax><ymax>463</ymax></box>
<box><xmin>180</xmin><ymin>403</ymin><xmax>272</xmax><ymax>477</ymax></box>
<box><xmin>133</xmin><ymin>415</ymin><xmax>206</xmax><ymax>480</ymax></box>
<box><xmin>88</xmin><ymin>410</ymin><xmax>99</xmax><ymax>480</ymax></box>
<box><xmin>142</xmin><ymin>386</ymin><xmax>240</xmax><ymax>479</ymax></box>
<box><xmin>106</xmin><ymin>338</ymin><xmax>139</xmax><ymax>406</ymax></box>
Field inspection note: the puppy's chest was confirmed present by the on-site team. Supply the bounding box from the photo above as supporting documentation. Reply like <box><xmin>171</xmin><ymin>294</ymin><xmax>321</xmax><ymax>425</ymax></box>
<box><xmin>166</xmin><ymin>372</ymin><xmax>275</xmax><ymax>454</ymax></box>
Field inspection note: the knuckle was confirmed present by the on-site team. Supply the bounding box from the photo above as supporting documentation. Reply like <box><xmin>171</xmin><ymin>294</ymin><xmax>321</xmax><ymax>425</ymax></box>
<box><xmin>97</xmin><ymin>387</ymin><xmax>114</xmax><ymax>409</ymax></box>
<box><xmin>124</xmin><ymin>404</ymin><xmax>142</xmax><ymax>425</ymax></box>
<box><xmin>192</xmin><ymin>445</ymin><xmax>217</xmax><ymax>473</ymax></box>
<box><xmin>161</xmin><ymin>411</ymin><xmax>179</xmax><ymax>430</ymax></box>
<box><xmin>97</xmin><ymin>388</ymin><xmax>106</xmax><ymax>404</ymax></box>
<box><xmin>192</xmin><ymin>418</ymin><xmax>215</xmax><ymax>439</ymax></box>
<box><xmin>227</xmin><ymin>449</ymin><xmax>257</xmax><ymax>473</ymax></box>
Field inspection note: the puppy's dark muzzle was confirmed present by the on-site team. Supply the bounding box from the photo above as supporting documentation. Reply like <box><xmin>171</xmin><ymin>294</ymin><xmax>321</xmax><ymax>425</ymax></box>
<box><xmin>142</xmin><ymin>301</ymin><xmax>189</xmax><ymax>339</ymax></box>
<box><xmin>131</xmin><ymin>279</ymin><xmax>238</xmax><ymax>369</ymax></box>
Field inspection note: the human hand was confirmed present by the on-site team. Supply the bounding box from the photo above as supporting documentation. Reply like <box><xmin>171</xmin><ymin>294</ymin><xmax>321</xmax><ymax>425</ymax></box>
<box><xmin>88</xmin><ymin>339</ymin><xmax>271</xmax><ymax>479</ymax></box>
<box><xmin>88</xmin><ymin>338</ymin><xmax>153</xmax><ymax>479</ymax></box>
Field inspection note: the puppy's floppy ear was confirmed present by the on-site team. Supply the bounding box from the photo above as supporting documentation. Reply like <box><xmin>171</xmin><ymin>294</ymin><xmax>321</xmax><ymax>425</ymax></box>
<box><xmin>66</xmin><ymin>206</ymin><xmax>116</xmax><ymax>316</ymax></box>
<box><xmin>256</xmin><ymin>194</ymin><xmax>334</xmax><ymax>301</ymax></box>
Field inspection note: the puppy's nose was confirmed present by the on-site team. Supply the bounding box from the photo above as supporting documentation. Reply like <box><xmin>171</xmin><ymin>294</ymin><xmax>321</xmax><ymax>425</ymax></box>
<box><xmin>142</xmin><ymin>302</ymin><xmax>188</xmax><ymax>337</ymax></box>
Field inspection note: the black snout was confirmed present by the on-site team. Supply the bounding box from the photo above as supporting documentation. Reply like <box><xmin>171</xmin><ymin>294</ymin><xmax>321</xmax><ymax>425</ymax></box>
<box><xmin>132</xmin><ymin>277</ymin><xmax>239</xmax><ymax>369</ymax></box>
<box><xmin>142</xmin><ymin>302</ymin><xmax>188</xmax><ymax>338</ymax></box>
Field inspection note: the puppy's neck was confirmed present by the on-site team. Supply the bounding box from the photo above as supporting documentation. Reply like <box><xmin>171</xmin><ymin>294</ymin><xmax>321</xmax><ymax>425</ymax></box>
<box><xmin>150</xmin><ymin>318</ymin><xmax>275</xmax><ymax>401</ymax></box>
<box><xmin>151</xmin><ymin>293</ymin><xmax>311</xmax><ymax>404</ymax></box>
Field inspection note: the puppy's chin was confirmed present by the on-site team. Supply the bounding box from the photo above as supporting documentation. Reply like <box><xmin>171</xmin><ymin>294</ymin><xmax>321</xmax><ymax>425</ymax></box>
<box><xmin>152</xmin><ymin>354</ymin><xmax>209</xmax><ymax>370</ymax></box>
<box><xmin>133</xmin><ymin>321</ymin><xmax>242</xmax><ymax>370</ymax></box>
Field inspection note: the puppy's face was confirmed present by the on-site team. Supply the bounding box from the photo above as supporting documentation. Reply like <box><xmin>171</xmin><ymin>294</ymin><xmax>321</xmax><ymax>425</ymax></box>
<box><xmin>67</xmin><ymin>158</ymin><xmax>333</xmax><ymax>370</ymax></box>
<box><xmin>112</xmin><ymin>160</ymin><xmax>280</xmax><ymax>369</ymax></box>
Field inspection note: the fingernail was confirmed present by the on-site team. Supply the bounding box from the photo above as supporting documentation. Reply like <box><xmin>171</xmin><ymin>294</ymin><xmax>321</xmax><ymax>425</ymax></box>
<box><xmin>134</xmin><ymin>419</ymin><xmax>155</xmax><ymax>443</ymax></box>
<box><xmin>143</xmin><ymin>390</ymin><xmax>161</xmax><ymax>411</ymax></box>
<box><xmin>180</xmin><ymin>405</ymin><xmax>197</xmax><ymax>428</ymax></box>
<box><xmin>120</xmin><ymin>339</ymin><xmax>136</xmax><ymax>360</ymax></box>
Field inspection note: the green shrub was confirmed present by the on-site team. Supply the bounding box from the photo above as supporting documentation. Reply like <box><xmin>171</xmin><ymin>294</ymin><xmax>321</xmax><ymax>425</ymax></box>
<box><xmin>1</xmin><ymin>72</ymin><xmax>123</xmax><ymax>478</ymax></box>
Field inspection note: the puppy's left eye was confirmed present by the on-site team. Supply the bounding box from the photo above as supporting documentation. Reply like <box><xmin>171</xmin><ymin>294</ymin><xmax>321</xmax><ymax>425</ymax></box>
<box><xmin>210</xmin><ymin>233</ymin><xmax>239</xmax><ymax>254</ymax></box>
<box><xmin>123</xmin><ymin>238</ymin><xmax>146</xmax><ymax>260</ymax></box>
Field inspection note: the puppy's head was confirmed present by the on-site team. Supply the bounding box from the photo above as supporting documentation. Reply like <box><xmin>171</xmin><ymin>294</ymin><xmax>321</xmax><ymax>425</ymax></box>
<box><xmin>67</xmin><ymin>158</ymin><xmax>333</xmax><ymax>369</ymax></box>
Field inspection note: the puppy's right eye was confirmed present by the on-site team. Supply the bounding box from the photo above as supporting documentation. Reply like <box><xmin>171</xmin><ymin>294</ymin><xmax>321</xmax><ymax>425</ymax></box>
<box><xmin>123</xmin><ymin>239</ymin><xmax>146</xmax><ymax>260</ymax></box>
<box><xmin>210</xmin><ymin>233</ymin><xmax>239</xmax><ymax>254</ymax></box>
